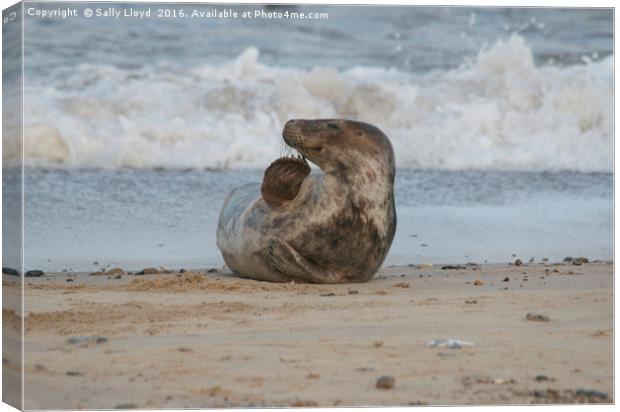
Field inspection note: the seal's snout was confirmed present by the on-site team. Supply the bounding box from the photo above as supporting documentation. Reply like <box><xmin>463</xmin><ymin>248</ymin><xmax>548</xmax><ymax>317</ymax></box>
<box><xmin>282</xmin><ymin>119</ymin><xmax>304</xmax><ymax>147</ymax></box>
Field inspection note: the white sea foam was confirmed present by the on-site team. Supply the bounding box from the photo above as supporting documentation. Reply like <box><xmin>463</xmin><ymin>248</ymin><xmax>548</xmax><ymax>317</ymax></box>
<box><xmin>15</xmin><ymin>35</ymin><xmax>612</xmax><ymax>172</ymax></box>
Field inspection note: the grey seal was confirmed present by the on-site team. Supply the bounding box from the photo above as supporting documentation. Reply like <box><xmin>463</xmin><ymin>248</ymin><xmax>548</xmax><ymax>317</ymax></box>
<box><xmin>216</xmin><ymin>118</ymin><xmax>396</xmax><ymax>283</ymax></box>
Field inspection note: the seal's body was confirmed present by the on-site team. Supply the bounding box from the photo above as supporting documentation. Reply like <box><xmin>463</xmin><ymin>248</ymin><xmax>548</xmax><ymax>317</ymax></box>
<box><xmin>216</xmin><ymin>119</ymin><xmax>396</xmax><ymax>283</ymax></box>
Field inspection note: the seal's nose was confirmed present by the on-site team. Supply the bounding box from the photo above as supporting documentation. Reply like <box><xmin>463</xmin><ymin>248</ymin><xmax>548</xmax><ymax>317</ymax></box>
<box><xmin>285</xmin><ymin>119</ymin><xmax>298</xmax><ymax>128</ymax></box>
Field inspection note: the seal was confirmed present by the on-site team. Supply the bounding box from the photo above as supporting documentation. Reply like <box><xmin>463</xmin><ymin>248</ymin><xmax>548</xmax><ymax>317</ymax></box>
<box><xmin>216</xmin><ymin>119</ymin><xmax>396</xmax><ymax>283</ymax></box>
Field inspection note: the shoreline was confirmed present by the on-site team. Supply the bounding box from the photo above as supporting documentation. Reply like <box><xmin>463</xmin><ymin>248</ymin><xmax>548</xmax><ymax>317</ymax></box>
<box><xmin>4</xmin><ymin>260</ymin><xmax>613</xmax><ymax>408</ymax></box>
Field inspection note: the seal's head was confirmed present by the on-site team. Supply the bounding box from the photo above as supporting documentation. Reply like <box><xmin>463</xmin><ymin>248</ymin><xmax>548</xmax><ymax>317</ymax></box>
<box><xmin>282</xmin><ymin>119</ymin><xmax>395</xmax><ymax>179</ymax></box>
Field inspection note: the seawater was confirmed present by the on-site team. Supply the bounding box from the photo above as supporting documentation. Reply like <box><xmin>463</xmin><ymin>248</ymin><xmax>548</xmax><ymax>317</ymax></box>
<box><xmin>19</xmin><ymin>169</ymin><xmax>612</xmax><ymax>272</ymax></box>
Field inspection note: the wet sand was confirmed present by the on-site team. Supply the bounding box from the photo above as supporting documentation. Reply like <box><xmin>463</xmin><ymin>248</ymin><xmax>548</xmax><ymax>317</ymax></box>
<box><xmin>5</xmin><ymin>261</ymin><xmax>613</xmax><ymax>408</ymax></box>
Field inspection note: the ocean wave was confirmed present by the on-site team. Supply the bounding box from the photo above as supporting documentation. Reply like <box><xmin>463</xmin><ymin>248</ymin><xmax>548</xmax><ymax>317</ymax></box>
<box><xmin>12</xmin><ymin>35</ymin><xmax>613</xmax><ymax>172</ymax></box>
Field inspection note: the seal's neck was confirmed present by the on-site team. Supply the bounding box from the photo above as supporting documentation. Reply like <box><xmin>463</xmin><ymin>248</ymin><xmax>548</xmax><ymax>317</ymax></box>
<box><xmin>322</xmin><ymin>158</ymin><xmax>395</xmax><ymax>203</ymax></box>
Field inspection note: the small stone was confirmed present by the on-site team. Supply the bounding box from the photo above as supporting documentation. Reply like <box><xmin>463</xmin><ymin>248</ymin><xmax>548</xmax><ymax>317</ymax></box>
<box><xmin>376</xmin><ymin>375</ymin><xmax>395</xmax><ymax>390</ymax></box>
<box><xmin>105</xmin><ymin>268</ymin><xmax>126</xmax><ymax>276</ymax></box>
<box><xmin>575</xmin><ymin>389</ymin><xmax>608</xmax><ymax>400</ymax></box>
<box><xmin>136</xmin><ymin>268</ymin><xmax>159</xmax><ymax>275</ymax></box>
<box><xmin>178</xmin><ymin>347</ymin><xmax>193</xmax><ymax>353</ymax></box>
<box><xmin>572</xmin><ymin>257</ymin><xmax>589</xmax><ymax>266</ymax></box>
<box><xmin>207</xmin><ymin>268</ymin><xmax>218</xmax><ymax>273</ymax></box>
<box><xmin>394</xmin><ymin>282</ymin><xmax>409</xmax><ymax>288</ymax></box>
<box><xmin>348</xmin><ymin>290</ymin><xmax>359</xmax><ymax>295</ymax></box>
<box><xmin>526</xmin><ymin>313</ymin><xmax>550</xmax><ymax>322</ymax></box>
<box><xmin>372</xmin><ymin>340</ymin><xmax>384</xmax><ymax>348</ymax></box>
<box><xmin>320</xmin><ymin>293</ymin><xmax>335</xmax><ymax>297</ymax></box>
<box><xmin>179</xmin><ymin>269</ymin><xmax>186</xmax><ymax>273</ymax></box>
<box><xmin>563</xmin><ymin>257</ymin><xmax>573</xmax><ymax>262</ymax></box>
<box><xmin>514</xmin><ymin>259</ymin><xmax>522</xmax><ymax>267</ymax></box>
<box><xmin>306</xmin><ymin>372</ymin><xmax>320</xmax><ymax>379</ymax></box>
<box><xmin>503</xmin><ymin>277</ymin><xmax>510</xmax><ymax>282</ymax></box>
<box><xmin>66</xmin><ymin>278</ymin><xmax>74</xmax><ymax>283</ymax></box>
<box><xmin>25</xmin><ymin>270</ymin><xmax>44</xmax><ymax>277</ymax></box>
<box><xmin>465</xmin><ymin>300</ymin><xmax>477</xmax><ymax>304</ymax></box>
<box><xmin>2</xmin><ymin>267</ymin><xmax>19</xmax><ymax>276</ymax></box>
<box><xmin>473</xmin><ymin>280</ymin><xmax>484</xmax><ymax>286</ymax></box>
<box><xmin>66</xmin><ymin>370</ymin><xmax>83</xmax><ymax>377</ymax></box>
<box><xmin>114</xmin><ymin>275</ymin><xmax>122</xmax><ymax>279</ymax></box>
<box><xmin>552</xmin><ymin>269</ymin><xmax>559</xmax><ymax>273</ymax></box>
<box><xmin>115</xmin><ymin>403</ymin><xmax>139</xmax><ymax>409</ymax></box>
<box><xmin>441</xmin><ymin>265</ymin><xmax>465</xmax><ymax>270</ymax></box>
<box><xmin>534</xmin><ymin>375</ymin><xmax>552</xmax><ymax>381</ymax></box>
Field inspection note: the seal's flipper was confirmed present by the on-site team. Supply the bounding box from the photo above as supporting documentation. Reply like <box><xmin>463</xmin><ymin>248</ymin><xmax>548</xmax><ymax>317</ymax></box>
<box><xmin>268</xmin><ymin>239</ymin><xmax>341</xmax><ymax>284</ymax></box>
<box><xmin>261</xmin><ymin>156</ymin><xmax>310</xmax><ymax>208</ymax></box>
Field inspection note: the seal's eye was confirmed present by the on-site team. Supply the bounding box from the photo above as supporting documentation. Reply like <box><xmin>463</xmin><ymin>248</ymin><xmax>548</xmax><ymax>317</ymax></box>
<box><xmin>327</xmin><ymin>123</ymin><xmax>340</xmax><ymax>130</ymax></box>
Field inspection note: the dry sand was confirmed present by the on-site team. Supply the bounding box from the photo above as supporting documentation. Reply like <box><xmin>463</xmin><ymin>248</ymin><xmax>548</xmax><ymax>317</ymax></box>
<box><xmin>3</xmin><ymin>260</ymin><xmax>613</xmax><ymax>408</ymax></box>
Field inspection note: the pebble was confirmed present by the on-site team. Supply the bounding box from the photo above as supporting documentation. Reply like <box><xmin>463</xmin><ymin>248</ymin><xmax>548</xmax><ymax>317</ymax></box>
<box><xmin>114</xmin><ymin>275</ymin><xmax>122</xmax><ymax>279</ymax></box>
<box><xmin>320</xmin><ymin>293</ymin><xmax>335</xmax><ymax>297</ymax></box>
<box><xmin>66</xmin><ymin>371</ymin><xmax>84</xmax><ymax>377</ymax></box>
<box><xmin>25</xmin><ymin>270</ymin><xmax>44</xmax><ymax>277</ymax></box>
<box><xmin>348</xmin><ymin>290</ymin><xmax>359</xmax><ymax>295</ymax></box>
<box><xmin>105</xmin><ymin>268</ymin><xmax>127</xmax><ymax>276</ymax></box>
<box><xmin>136</xmin><ymin>268</ymin><xmax>159</xmax><ymax>275</ymax></box>
<box><xmin>526</xmin><ymin>313</ymin><xmax>550</xmax><ymax>322</ymax></box>
<box><xmin>465</xmin><ymin>300</ymin><xmax>477</xmax><ymax>304</ymax></box>
<box><xmin>563</xmin><ymin>257</ymin><xmax>573</xmax><ymax>262</ymax></box>
<box><xmin>376</xmin><ymin>375</ymin><xmax>395</xmax><ymax>390</ymax></box>
<box><xmin>394</xmin><ymin>282</ymin><xmax>409</xmax><ymax>288</ymax></box>
<box><xmin>473</xmin><ymin>280</ymin><xmax>484</xmax><ymax>286</ymax></box>
<box><xmin>179</xmin><ymin>269</ymin><xmax>186</xmax><ymax>273</ymax></box>
<box><xmin>2</xmin><ymin>267</ymin><xmax>19</xmax><ymax>276</ymax></box>
<box><xmin>514</xmin><ymin>259</ymin><xmax>523</xmax><ymax>267</ymax></box>
<box><xmin>207</xmin><ymin>268</ymin><xmax>218</xmax><ymax>273</ymax></box>
<box><xmin>115</xmin><ymin>403</ymin><xmax>139</xmax><ymax>409</ymax></box>
<box><xmin>441</xmin><ymin>265</ymin><xmax>465</xmax><ymax>270</ymax></box>
<box><xmin>503</xmin><ymin>277</ymin><xmax>510</xmax><ymax>282</ymax></box>
<box><xmin>575</xmin><ymin>389</ymin><xmax>608</xmax><ymax>400</ymax></box>
<box><xmin>67</xmin><ymin>335</ymin><xmax>107</xmax><ymax>344</ymax></box>
<box><xmin>534</xmin><ymin>375</ymin><xmax>552</xmax><ymax>382</ymax></box>
<box><xmin>66</xmin><ymin>278</ymin><xmax>74</xmax><ymax>283</ymax></box>
<box><xmin>572</xmin><ymin>257</ymin><xmax>589</xmax><ymax>266</ymax></box>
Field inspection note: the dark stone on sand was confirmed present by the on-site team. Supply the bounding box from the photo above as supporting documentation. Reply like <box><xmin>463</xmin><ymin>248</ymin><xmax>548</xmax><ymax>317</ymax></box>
<box><xmin>67</xmin><ymin>335</ymin><xmax>107</xmax><ymax>344</ymax></box>
<box><xmin>535</xmin><ymin>375</ymin><xmax>551</xmax><ymax>381</ymax></box>
<box><xmin>179</xmin><ymin>269</ymin><xmax>186</xmax><ymax>273</ymax></box>
<box><xmin>25</xmin><ymin>270</ymin><xmax>44</xmax><ymax>277</ymax></box>
<box><xmin>575</xmin><ymin>389</ymin><xmax>608</xmax><ymax>400</ymax></box>
<box><xmin>136</xmin><ymin>267</ymin><xmax>159</xmax><ymax>275</ymax></box>
<box><xmin>514</xmin><ymin>259</ymin><xmax>523</xmax><ymax>267</ymax></box>
<box><xmin>503</xmin><ymin>277</ymin><xmax>510</xmax><ymax>282</ymax></box>
<box><xmin>441</xmin><ymin>265</ymin><xmax>465</xmax><ymax>270</ymax></box>
<box><xmin>320</xmin><ymin>293</ymin><xmax>336</xmax><ymax>297</ymax></box>
<box><xmin>207</xmin><ymin>268</ymin><xmax>218</xmax><ymax>273</ymax></box>
<box><xmin>465</xmin><ymin>300</ymin><xmax>477</xmax><ymax>304</ymax></box>
<box><xmin>66</xmin><ymin>278</ymin><xmax>74</xmax><ymax>283</ymax></box>
<box><xmin>348</xmin><ymin>290</ymin><xmax>359</xmax><ymax>295</ymax></box>
<box><xmin>114</xmin><ymin>275</ymin><xmax>122</xmax><ymax>279</ymax></box>
<box><xmin>572</xmin><ymin>257</ymin><xmax>589</xmax><ymax>266</ymax></box>
<box><xmin>105</xmin><ymin>268</ymin><xmax>127</xmax><ymax>276</ymax></box>
<box><xmin>563</xmin><ymin>257</ymin><xmax>573</xmax><ymax>262</ymax></box>
<box><xmin>66</xmin><ymin>371</ymin><xmax>84</xmax><ymax>377</ymax></box>
<box><xmin>115</xmin><ymin>403</ymin><xmax>139</xmax><ymax>409</ymax></box>
<box><xmin>526</xmin><ymin>313</ymin><xmax>550</xmax><ymax>322</ymax></box>
<box><xmin>376</xmin><ymin>375</ymin><xmax>395</xmax><ymax>390</ymax></box>
<box><xmin>2</xmin><ymin>267</ymin><xmax>19</xmax><ymax>276</ymax></box>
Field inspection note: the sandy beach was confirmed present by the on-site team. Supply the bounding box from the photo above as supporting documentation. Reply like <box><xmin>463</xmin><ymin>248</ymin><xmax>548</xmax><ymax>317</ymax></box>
<box><xmin>3</xmin><ymin>260</ymin><xmax>613</xmax><ymax>408</ymax></box>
